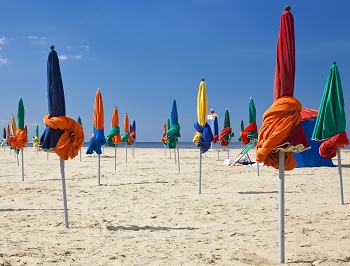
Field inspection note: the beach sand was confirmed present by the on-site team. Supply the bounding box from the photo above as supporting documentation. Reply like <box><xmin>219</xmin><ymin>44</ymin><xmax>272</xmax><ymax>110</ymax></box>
<box><xmin>1</xmin><ymin>146</ymin><xmax>350</xmax><ymax>265</ymax></box>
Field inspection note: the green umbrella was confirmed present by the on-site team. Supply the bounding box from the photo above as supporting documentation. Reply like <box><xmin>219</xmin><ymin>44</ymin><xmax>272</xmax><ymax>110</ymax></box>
<box><xmin>77</xmin><ymin>116</ymin><xmax>82</xmax><ymax>126</ymax></box>
<box><xmin>36</xmin><ymin>125</ymin><xmax>39</xmax><ymax>138</ymax></box>
<box><xmin>312</xmin><ymin>62</ymin><xmax>348</xmax><ymax>205</ymax></box>
<box><xmin>247</xmin><ymin>97</ymin><xmax>258</xmax><ymax>140</ymax></box>
<box><xmin>238</xmin><ymin>120</ymin><xmax>244</xmax><ymax>143</ymax></box>
<box><xmin>17</xmin><ymin>98</ymin><xmax>25</xmax><ymax>130</ymax></box>
<box><xmin>220</xmin><ymin>108</ymin><xmax>234</xmax><ymax>144</ymax></box>
<box><xmin>312</xmin><ymin>63</ymin><xmax>346</xmax><ymax>141</ymax></box>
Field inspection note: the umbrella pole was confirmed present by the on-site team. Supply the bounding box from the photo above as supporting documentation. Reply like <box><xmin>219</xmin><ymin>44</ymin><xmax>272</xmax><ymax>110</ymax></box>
<box><xmin>337</xmin><ymin>146</ymin><xmax>344</xmax><ymax>204</ymax></box>
<box><xmin>79</xmin><ymin>149</ymin><xmax>82</xmax><ymax>162</ymax></box>
<box><xmin>217</xmin><ymin>145</ymin><xmax>219</xmax><ymax>160</ymax></box>
<box><xmin>169</xmin><ymin>148</ymin><xmax>171</xmax><ymax>159</ymax></box>
<box><xmin>199</xmin><ymin>150</ymin><xmax>202</xmax><ymax>194</ymax></box>
<box><xmin>227</xmin><ymin>147</ymin><xmax>230</xmax><ymax>159</ymax></box>
<box><xmin>60</xmin><ymin>158</ymin><xmax>69</xmax><ymax>228</ymax></box>
<box><xmin>177</xmin><ymin>147</ymin><xmax>180</xmax><ymax>174</ymax></box>
<box><xmin>16</xmin><ymin>150</ymin><xmax>19</xmax><ymax>166</ymax></box>
<box><xmin>174</xmin><ymin>148</ymin><xmax>177</xmax><ymax>164</ymax></box>
<box><xmin>21</xmin><ymin>149</ymin><xmax>24</xmax><ymax>181</ymax></box>
<box><xmin>125</xmin><ymin>143</ymin><xmax>128</xmax><ymax>163</ymax></box>
<box><xmin>114</xmin><ymin>145</ymin><xmax>117</xmax><ymax>171</ymax></box>
<box><xmin>98</xmin><ymin>154</ymin><xmax>101</xmax><ymax>185</ymax></box>
<box><xmin>279</xmin><ymin>151</ymin><xmax>285</xmax><ymax>263</ymax></box>
<box><xmin>164</xmin><ymin>145</ymin><xmax>166</xmax><ymax>157</ymax></box>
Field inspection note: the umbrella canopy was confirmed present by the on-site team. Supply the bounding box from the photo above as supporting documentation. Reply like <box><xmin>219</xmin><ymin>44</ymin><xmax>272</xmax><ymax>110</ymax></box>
<box><xmin>33</xmin><ymin>125</ymin><xmax>40</xmax><ymax>148</ymax></box>
<box><xmin>8</xmin><ymin>98</ymin><xmax>28</xmax><ymax>150</ymax></box>
<box><xmin>241</xmin><ymin>98</ymin><xmax>258</xmax><ymax>145</ymax></box>
<box><xmin>11</xmin><ymin>114</ymin><xmax>17</xmax><ymax>136</ymax></box>
<box><xmin>219</xmin><ymin>108</ymin><xmax>234</xmax><ymax>146</ymax></box>
<box><xmin>212</xmin><ymin>116</ymin><xmax>219</xmax><ymax>144</ymax></box>
<box><xmin>7</xmin><ymin>124</ymin><xmax>10</xmax><ymax>138</ymax></box>
<box><xmin>106</xmin><ymin>107</ymin><xmax>122</xmax><ymax>147</ymax></box>
<box><xmin>167</xmin><ymin>100</ymin><xmax>181</xmax><ymax>149</ymax></box>
<box><xmin>160</xmin><ymin>122</ymin><xmax>167</xmax><ymax>145</ymax></box>
<box><xmin>40</xmin><ymin>47</ymin><xmax>66</xmax><ymax>150</ymax></box>
<box><xmin>132</xmin><ymin>120</ymin><xmax>136</xmax><ymax>141</ymax></box>
<box><xmin>238</xmin><ymin>120</ymin><xmax>244</xmax><ymax>143</ymax></box>
<box><xmin>87</xmin><ymin>89</ymin><xmax>105</xmax><ymax>155</ymax></box>
<box><xmin>312</xmin><ymin>63</ymin><xmax>349</xmax><ymax>158</ymax></box>
<box><xmin>3</xmin><ymin>128</ymin><xmax>6</xmax><ymax>139</ymax></box>
<box><xmin>77</xmin><ymin>116</ymin><xmax>82</xmax><ymax>126</ymax></box>
<box><xmin>193</xmin><ymin>79</ymin><xmax>213</xmax><ymax>153</ymax></box>
<box><xmin>40</xmin><ymin>47</ymin><xmax>84</xmax><ymax>158</ymax></box>
<box><xmin>256</xmin><ymin>6</ymin><xmax>309</xmax><ymax>171</ymax></box>
<box><xmin>121</xmin><ymin>113</ymin><xmax>135</xmax><ymax>145</ymax></box>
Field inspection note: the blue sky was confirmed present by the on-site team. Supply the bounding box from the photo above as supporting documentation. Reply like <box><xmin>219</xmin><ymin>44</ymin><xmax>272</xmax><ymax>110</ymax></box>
<box><xmin>1</xmin><ymin>1</ymin><xmax>350</xmax><ymax>142</ymax></box>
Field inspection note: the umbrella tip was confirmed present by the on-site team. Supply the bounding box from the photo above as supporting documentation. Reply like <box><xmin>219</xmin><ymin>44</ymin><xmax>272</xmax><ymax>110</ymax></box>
<box><xmin>50</xmin><ymin>45</ymin><xmax>55</xmax><ymax>50</ymax></box>
<box><xmin>284</xmin><ymin>5</ymin><xmax>291</xmax><ymax>11</ymax></box>
<box><xmin>332</xmin><ymin>61</ymin><xmax>336</xmax><ymax>65</ymax></box>
<box><xmin>201</xmin><ymin>78</ymin><xmax>205</xmax><ymax>81</ymax></box>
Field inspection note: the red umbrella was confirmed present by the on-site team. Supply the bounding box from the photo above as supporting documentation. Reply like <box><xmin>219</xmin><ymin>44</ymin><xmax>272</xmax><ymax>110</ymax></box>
<box><xmin>256</xmin><ymin>6</ymin><xmax>310</xmax><ymax>263</ymax></box>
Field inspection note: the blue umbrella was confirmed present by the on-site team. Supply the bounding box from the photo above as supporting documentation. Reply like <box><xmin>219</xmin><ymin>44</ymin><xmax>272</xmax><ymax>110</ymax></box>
<box><xmin>40</xmin><ymin>46</ymin><xmax>85</xmax><ymax>228</ymax></box>
<box><xmin>40</xmin><ymin>47</ymin><xmax>65</xmax><ymax>150</ymax></box>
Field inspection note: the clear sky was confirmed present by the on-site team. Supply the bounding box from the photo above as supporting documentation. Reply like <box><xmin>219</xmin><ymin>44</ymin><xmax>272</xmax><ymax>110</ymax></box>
<box><xmin>1</xmin><ymin>1</ymin><xmax>350</xmax><ymax>142</ymax></box>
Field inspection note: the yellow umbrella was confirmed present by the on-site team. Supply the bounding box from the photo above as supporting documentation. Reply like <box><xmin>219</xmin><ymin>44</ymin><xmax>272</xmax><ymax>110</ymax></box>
<box><xmin>193</xmin><ymin>79</ymin><xmax>213</xmax><ymax>194</ymax></box>
<box><xmin>10</xmin><ymin>114</ymin><xmax>17</xmax><ymax>136</ymax></box>
<box><xmin>193</xmin><ymin>80</ymin><xmax>208</xmax><ymax>144</ymax></box>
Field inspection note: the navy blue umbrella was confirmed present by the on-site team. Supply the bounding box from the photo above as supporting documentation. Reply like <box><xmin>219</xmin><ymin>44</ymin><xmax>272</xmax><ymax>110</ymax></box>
<box><xmin>40</xmin><ymin>46</ymin><xmax>65</xmax><ymax>150</ymax></box>
<box><xmin>40</xmin><ymin>45</ymin><xmax>69</xmax><ymax>228</ymax></box>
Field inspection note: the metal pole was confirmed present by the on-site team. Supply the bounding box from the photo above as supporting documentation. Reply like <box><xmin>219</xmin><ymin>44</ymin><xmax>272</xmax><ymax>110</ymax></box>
<box><xmin>21</xmin><ymin>149</ymin><xmax>24</xmax><ymax>181</ymax></box>
<box><xmin>60</xmin><ymin>158</ymin><xmax>69</xmax><ymax>228</ymax></box>
<box><xmin>177</xmin><ymin>147</ymin><xmax>180</xmax><ymax>174</ymax></box>
<box><xmin>125</xmin><ymin>143</ymin><xmax>128</xmax><ymax>163</ymax></box>
<box><xmin>337</xmin><ymin>146</ymin><xmax>344</xmax><ymax>204</ymax></box>
<box><xmin>279</xmin><ymin>151</ymin><xmax>285</xmax><ymax>263</ymax></box>
<box><xmin>98</xmin><ymin>154</ymin><xmax>101</xmax><ymax>185</ymax></box>
<box><xmin>114</xmin><ymin>145</ymin><xmax>117</xmax><ymax>171</ymax></box>
<box><xmin>199</xmin><ymin>150</ymin><xmax>202</xmax><ymax>194</ymax></box>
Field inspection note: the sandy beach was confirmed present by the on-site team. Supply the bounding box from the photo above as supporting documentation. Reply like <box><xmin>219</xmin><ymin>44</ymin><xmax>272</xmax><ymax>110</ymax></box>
<box><xmin>1</xmin><ymin>146</ymin><xmax>350</xmax><ymax>265</ymax></box>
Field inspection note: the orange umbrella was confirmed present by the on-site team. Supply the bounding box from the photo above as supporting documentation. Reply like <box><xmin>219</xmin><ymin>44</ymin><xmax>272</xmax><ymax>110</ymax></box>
<box><xmin>86</xmin><ymin>89</ymin><xmax>105</xmax><ymax>155</ymax></box>
<box><xmin>86</xmin><ymin>89</ymin><xmax>105</xmax><ymax>185</ymax></box>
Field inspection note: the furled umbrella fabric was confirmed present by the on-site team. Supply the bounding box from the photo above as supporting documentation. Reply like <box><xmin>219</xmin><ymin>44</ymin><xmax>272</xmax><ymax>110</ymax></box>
<box><xmin>121</xmin><ymin>113</ymin><xmax>134</xmax><ymax>145</ymax></box>
<box><xmin>167</xmin><ymin>100</ymin><xmax>181</xmax><ymax>149</ymax></box>
<box><xmin>193</xmin><ymin>80</ymin><xmax>213</xmax><ymax>154</ymax></box>
<box><xmin>8</xmin><ymin>98</ymin><xmax>28</xmax><ymax>151</ymax></box>
<box><xmin>212</xmin><ymin>116</ymin><xmax>219</xmax><ymax>144</ymax></box>
<box><xmin>238</xmin><ymin>120</ymin><xmax>244</xmax><ymax>143</ymax></box>
<box><xmin>132</xmin><ymin>120</ymin><xmax>136</xmax><ymax>142</ymax></box>
<box><xmin>1</xmin><ymin>127</ymin><xmax>6</xmax><ymax>147</ymax></box>
<box><xmin>312</xmin><ymin>63</ymin><xmax>349</xmax><ymax>156</ymax></box>
<box><xmin>256</xmin><ymin>6</ymin><xmax>309</xmax><ymax>171</ymax></box>
<box><xmin>105</xmin><ymin>107</ymin><xmax>122</xmax><ymax>147</ymax></box>
<box><xmin>160</xmin><ymin>122</ymin><xmax>168</xmax><ymax>145</ymax></box>
<box><xmin>11</xmin><ymin>114</ymin><xmax>17</xmax><ymax>137</ymax></box>
<box><xmin>219</xmin><ymin>108</ymin><xmax>234</xmax><ymax>146</ymax></box>
<box><xmin>86</xmin><ymin>89</ymin><xmax>105</xmax><ymax>155</ymax></box>
<box><xmin>241</xmin><ymin>98</ymin><xmax>258</xmax><ymax>145</ymax></box>
<box><xmin>33</xmin><ymin>125</ymin><xmax>40</xmax><ymax>148</ymax></box>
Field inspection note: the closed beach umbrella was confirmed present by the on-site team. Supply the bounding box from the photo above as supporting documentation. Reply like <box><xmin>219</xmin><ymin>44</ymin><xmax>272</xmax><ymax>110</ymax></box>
<box><xmin>11</xmin><ymin>114</ymin><xmax>17</xmax><ymax>136</ymax></box>
<box><xmin>238</xmin><ymin>120</ymin><xmax>244</xmax><ymax>143</ymax></box>
<box><xmin>131</xmin><ymin>120</ymin><xmax>136</xmax><ymax>141</ymax></box>
<box><xmin>121</xmin><ymin>113</ymin><xmax>131</xmax><ymax>162</ymax></box>
<box><xmin>8</xmin><ymin>98</ymin><xmax>28</xmax><ymax>179</ymax></box>
<box><xmin>312</xmin><ymin>62</ymin><xmax>349</xmax><ymax>204</ymax></box>
<box><xmin>167</xmin><ymin>100</ymin><xmax>181</xmax><ymax>172</ymax></box>
<box><xmin>2</xmin><ymin>127</ymin><xmax>6</xmax><ymax>148</ymax></box>
<box><xmin>160</xmin><ymin>122</ymin><xmax>167</xmax><ymax>145</ymax></box>
<box><xmin>193</xmin><ymin>79</ymin><xmax>213</xmax><ymax>194</ymax></box>
<box><xmin>40</xmin><ymin>46</ymin><xmax>84</xmax><ymax>228</ymax></box>
<box><xmin>33</xmin><ymin>125</ymin><xmax>40</xmax><ymax>149</ymax></box>
<box><xmin>213</xmin><ymin>116</ymin><xmax>219</xmax><ymax>144</ymax></box>
<box><xmin>106</xmin><ymin>107</ymin><xmax>122</xmax><ymax>147</ymax></box>
<box><xmin>255</xmin><ymin>7</ymin><xmax>310</xmax><ymax>262</ymax></box>
<box><xmin>105</xmin><ymin>107</ymin><xmax>122</xmax><ymax>170</ymax></box>
<box><xmin>220</xmin><ymin>108</ymin><xmax>234</xmax><ymax>147</ymax></box>
<box><xmin>76</xmin><ymin>116</ymin><xmax>83</xmax><ymax>161</ymax></box>
<box><xmin>241</xmin><ymin>98</ymin><xmax>258</xmax><ymax>145</ymax></box>
<box><xmin>87</xmin><ymin>89</ymin><xmax>105</xmax><ymax>185</ymax></box>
